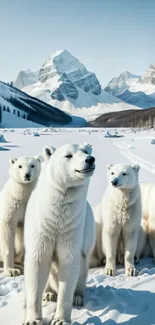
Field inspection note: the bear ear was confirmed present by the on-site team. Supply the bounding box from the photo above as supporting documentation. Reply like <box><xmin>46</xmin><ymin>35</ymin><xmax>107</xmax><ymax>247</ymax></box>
<box><xmin>107</xmin><ymin>164</ymin><xmax>113</xmax><ymax>171</ymax></box>
<box><xmin>132</xmin><ymin>164</ymin><xmax>140</xmax><ymax>173</ymax></box>
<box><xmin>42</xmin><ymin>145</ymin><xmax>56</xmax><ymax>161</ymax></box>
<box><xmin>79</xmin><ymin>143</ymin><xmax>92</xmax><ymax>155</ymax></box>
<box><xmin>34</xmin><ymin>154</ymin><xmax>44</xmax><ymax>163</ymax></box>
<box><xmin>9</xmin><ymin>157</ymin><xmax>17</xmax><ymax>165</ymax></box>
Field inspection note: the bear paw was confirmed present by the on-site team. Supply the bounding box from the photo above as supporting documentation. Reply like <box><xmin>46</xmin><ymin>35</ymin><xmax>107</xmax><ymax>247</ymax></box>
<box><xmin>22</xmin><ymin>320</ymin><xmax>43</xmax><ymax>325</ymax></box>
<box><xmin>5</xmin><ymin>268</ymin><xmax>21</xmax><ymax>277</ymax></box>
<box><xmin>104</xmin><ymin>266</ymin><xmax>116</xmax><ymax>276</ymax></box>
<box><xmin>51</xmin><ymin>316</ymin><xmax>71</xmax><ymax>325</ymax></box>
<box><xmin>43</xmin><ymin>291</ymin><xmax>57</xmax><ymax>302</ymax></box>
<box><xmin>125</xmin><ymin>266</ymin><xmax>138</xmax><ymax>276</ymax></box>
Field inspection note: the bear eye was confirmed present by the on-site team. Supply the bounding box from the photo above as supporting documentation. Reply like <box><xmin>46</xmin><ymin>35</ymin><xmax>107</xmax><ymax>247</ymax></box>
<box><xmin>123</xmin><ymin>172</ymin><xmax>127</xmax><ymax>176</ymax></box>
<box><xmin>31</xmin><ymin>165</ymin><xmax>35</xmax><ymax>168</ymax></box>
<box><xmin>65</xmin><ymin>154</ymin><xmax>72</xmax><ymax>159</ymax></box>
<box><xmin>111</xmin><ymin>172</ymin><xmax>114</xmax><ymax>175</ymax></box>
<box><xmin>18</xmin><ymin>165</ymin><xmax>22</xmax><ymax>169</ymax></box>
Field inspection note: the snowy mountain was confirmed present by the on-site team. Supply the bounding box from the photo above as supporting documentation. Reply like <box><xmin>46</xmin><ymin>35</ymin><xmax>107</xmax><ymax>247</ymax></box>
<box><xmin>138</xmin><ymin>64</ymin><xmax>155</xmax><ymax>85</ymax></box>
<box><xmin>19</xmin><ymin>50</ymin><xmax>139</xmax><ymax>121</ymax></box>
<box><xmin>13</xmin><ymin>70</ymin><xmax>39</xmax><ymax>90</ymax></box>
<box><xmin>104</xmin><ymin>71</ymin><xmax>140</xmax><ymax>96</ymax></box>
<box><xmin>105</xmin><ymin>67</ymin><xmax>155</xmax><ymax>109</ymax></box>
<box><xmin>0</xmin><ymin>81</ymin><xmax>87</xmax><ymax>128</ymax></box>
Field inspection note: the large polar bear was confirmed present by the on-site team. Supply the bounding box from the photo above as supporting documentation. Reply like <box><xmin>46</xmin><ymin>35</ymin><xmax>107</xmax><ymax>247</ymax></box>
<box><xmin>90</xmin><ymin>163</ymin><xmax>142</xmax><ymax>276</ymax></box>
<box><xmin>23</xmin><ymin>143</ymin><xmax>96</xmax><ymax>325</ymax></box>
<box><xmin>135</xmin><ymin>183</ymin><xmax>155</xmax><ymax>261</ymax></box>
<box><xmin>0</xmin><ymin>155</ymin><xmax>41</xmax><ymax>277</ymax></box>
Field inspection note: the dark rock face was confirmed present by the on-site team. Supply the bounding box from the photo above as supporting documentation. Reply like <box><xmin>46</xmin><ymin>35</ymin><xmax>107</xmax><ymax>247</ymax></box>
<box><xmin>51</xmin><ymin>88</ymin><xmax>65</xmax><ymax>101</ymax></box>
<box><xmin>59</xmin><ymin>81</ymin><xmax>79</xmax><ymax>100</ymax></box>
<box><xmin>51</xmin><ymin>73</ymin><xmax>79</xmax><ymax>100</ymax></box>
<box><xmin>74</xmin><ymin>73</ymin><xmax>101</xmax><ymax>95</ymax></box>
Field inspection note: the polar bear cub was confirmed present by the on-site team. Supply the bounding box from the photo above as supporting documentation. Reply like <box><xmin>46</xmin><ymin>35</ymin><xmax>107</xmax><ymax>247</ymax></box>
<box><xmin>135</xmin><ymin>183</ymin><xmax>155</xmax><ymax>261</ymax></box>
<box><xmin>0</xmin><ymin>156</ymin><xmax>41</xmax><ymax>277</ymax></box>
<box><xmin>92</xmin><ymin>163</ymin><xmax>141</xmax><ymax>276</ymax></box>
<box><xmin>23</xmin><ymin>143</ymin><xmax>96</xmax><ymax>325</ymax></box>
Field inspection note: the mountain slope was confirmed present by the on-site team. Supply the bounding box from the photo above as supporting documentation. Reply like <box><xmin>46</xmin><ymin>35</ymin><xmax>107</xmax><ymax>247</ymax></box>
<box><xmin>13</xmin><ymin>70</ymin><xmax>39</xmax><ymax>90</ymax></box>
<box><xmin>118</xmin><ymin>90</ymin><xmax>155</xmax><ymax>108</ymax></box>
<box><xmin>19</xmin><ymin>50</ymin><xmax>139</xmax><ymax>121</ymax></box>
<box><xmin>0</xmin><ymin>81</ymin><xmax>75</xmax><ymax>127</ymax></box>
<box><xmin>104</xmin><ymin>71</ymin><xmax>140</xmax><ymax>96</ymax></box>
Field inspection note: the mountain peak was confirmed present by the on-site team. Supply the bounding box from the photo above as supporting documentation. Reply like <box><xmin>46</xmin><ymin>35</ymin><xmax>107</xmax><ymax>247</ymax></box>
<box><xmin>40</xmin><ymin>49</ymin><xmax>86</xmax><ymax>81</ymax></box>
<box><xmin>119</xmin><ymin>71</ymin><xmax>140</xmax><ymax>79</ymax></box>
<box><xmin>13</xmin><ymin>69</ymin><xmax>39</xmax><ymax>89</ymax></box>
<box><xmin>38</xmin><ymin>50</ymin><xmax>101</xmax><ymax>95</ymax></box>
<box><xmin>149</xmin><ymin>64</ymin><xmax>155</xmax><ymax>70</ymax></box>
<box><xmin>105</xmin><ymin>71</ymin><xmax>140</xmax><ymax>96</ymax></box>
<box><xmin>51</xmin><ymin>49</ymin><xmax>72</xmax><ymax>59</ymax></box>
<box><xmin>138</xmin><ymin>63</ymin><xmax>155</xmax><ymax>85</ymax></box>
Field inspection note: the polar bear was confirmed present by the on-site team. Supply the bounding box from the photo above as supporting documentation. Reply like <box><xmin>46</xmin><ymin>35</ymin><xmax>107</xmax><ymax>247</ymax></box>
<box><xmin>0</xmin><ymin>155</ymin><xmax>41</xmax><ymax>277</ymax></box>
<box><xmin>23</xmin><ymin>143</ymin><xmax>96</xmax><ymax>325</ymax></box>
<box><xmin>135</xmin><ymin>183</ymin><xmax>155</xmax><ymax>261</ymax></box>
<box><xmin>90</xmin><ymin>163</ymin><xmax>142</xmax><ymax>276</ymax></box>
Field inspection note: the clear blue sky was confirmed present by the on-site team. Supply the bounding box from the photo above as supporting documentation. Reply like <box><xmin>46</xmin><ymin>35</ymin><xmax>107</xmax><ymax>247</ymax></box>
<box><xmin>0</xmin><ymin>0</ymin><xmax>155</xmax><ymax>86</ymax></box>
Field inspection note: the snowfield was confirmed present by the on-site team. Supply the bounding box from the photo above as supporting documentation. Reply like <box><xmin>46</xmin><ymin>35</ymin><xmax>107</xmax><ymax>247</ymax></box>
<box><xmin>1</xmin><ymin>127</ymin><xmax>155</xmax><ymax>325</ymax></box>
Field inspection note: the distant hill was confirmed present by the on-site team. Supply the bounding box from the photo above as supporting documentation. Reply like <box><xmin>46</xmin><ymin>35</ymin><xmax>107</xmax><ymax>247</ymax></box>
<box><xmin>91</xmin><ymin>108</ymin><xmax>155</xmax><ymax>128</ymax></box>
<box><xmin>0</xmin><ymin>81</ymin><xmax>87</xmax><ymax>127</ymax></box>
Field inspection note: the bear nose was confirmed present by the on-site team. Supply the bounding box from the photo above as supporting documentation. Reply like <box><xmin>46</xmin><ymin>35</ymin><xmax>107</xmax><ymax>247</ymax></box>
<box><xmin>25</xmin><ymin>173</ymin><xmax>31</xmax><ymax>179</ymax></box>
<box><xmin>85</xmin><ymin>156</ymin><xmax>95</xmax><ymax>165</ymax></box>
<box><xmin>111</xmin><ymin>178</ymin><xmax>118</xmax><ymax>186</ymax></box>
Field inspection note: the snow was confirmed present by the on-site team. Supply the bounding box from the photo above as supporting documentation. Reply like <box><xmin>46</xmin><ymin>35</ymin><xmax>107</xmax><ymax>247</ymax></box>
<box><xmin>1</xmin><ymin>128</ymin><xmax>155</xmax><ymax>324</ymax></box>
<box><xmin>1</xmin><ymin>111</ymin><xmax>41</xmax><ymax>128</ymax></box>
<box><xmin>130</xmin><ymin>82</ymin><xmax>155</xmax><ymax>95</ymax></box>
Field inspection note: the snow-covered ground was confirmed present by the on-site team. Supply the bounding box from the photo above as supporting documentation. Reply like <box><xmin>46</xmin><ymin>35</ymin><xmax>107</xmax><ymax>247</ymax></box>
<box><xmin>1</xmin><ymin>127</ymin><xmax>155</xmax><ymax>325</ymax></box>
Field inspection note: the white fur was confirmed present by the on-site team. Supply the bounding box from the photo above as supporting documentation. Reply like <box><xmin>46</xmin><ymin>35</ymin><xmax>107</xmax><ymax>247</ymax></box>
<box><xmin>43</xmin><ymin>201</ymin><xmax>95</xmax><ymax>307</ymax></box>
<box><xmin>23</xmin><ymin>143</ymin><xmax>95</xmax><ymax>325</ymax></box>
<box><xmin>135</xmin><ymin>183</ymin><xmax>155</xmax><ymax>261</ymax></box>
<box><xmin>0</xmin><ymin>156</ymin><xmax>41</xmax><ymax>277</ymax></box>
<box><xmin>91</xmin><ymin>163</ymin><xmax>142</xmax><ymax>276</ymax></box>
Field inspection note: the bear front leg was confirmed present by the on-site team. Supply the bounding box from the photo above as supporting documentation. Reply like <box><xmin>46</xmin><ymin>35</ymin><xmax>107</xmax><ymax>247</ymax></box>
<box><xmin>104</xmin><ymin>230</ymin><xmax>119</xmax><ymax>276</ymax></box>
<box><xmin>23</xmin><ymin>254</ymin><xmax>51</xmax><ymax>325</ymax></box>
<box><xmin>52</xmin><ymin>243</ymin><xmax>80</xmax><ymax>325</ymax></box>
<box><xmin>73</xmin><ymin>253</ymin><xmax>88</xmax><ymax>307</ymax></box>
<box><xmin>1</xmin><ymin>220</ymin><xmax>20</xmax><ymax>277</ymax></box>
<box><xmin>123</xmin><ymin>228</ymin><xmax>138</xmax><ymax>276</ymax></box>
